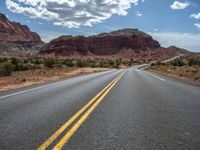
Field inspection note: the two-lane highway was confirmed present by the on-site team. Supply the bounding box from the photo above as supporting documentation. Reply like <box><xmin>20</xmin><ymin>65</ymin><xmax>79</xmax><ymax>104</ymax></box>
<box><xmin>0</xmin><ymin>68</ymin><xmax>200</xmax><ymax>150</ymax></box>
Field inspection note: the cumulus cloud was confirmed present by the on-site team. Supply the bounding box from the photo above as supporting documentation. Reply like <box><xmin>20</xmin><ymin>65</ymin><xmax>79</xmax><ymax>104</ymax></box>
<box><xmin>6</xmin><ymin>0</ymin><xmax>139</xmax><ymax>28</ymax></box>
<box><xmin>150</xmin><ymin>32</ymin><xmax>200</xmax><ymax>52</ymax></box>
<box><xmin>190</xmin><ymin>12</ymin><xmax>200</xmax><ymax>20</ymax></box>
<box><xmin>194</xmin><ymin>23</ymin><xmax>200</xmax><ymax>30</ymax></box>
<box><xmin>170</xmin><ymin>1</ymin><xmax>189</xmax><ymax>10</ymax></box>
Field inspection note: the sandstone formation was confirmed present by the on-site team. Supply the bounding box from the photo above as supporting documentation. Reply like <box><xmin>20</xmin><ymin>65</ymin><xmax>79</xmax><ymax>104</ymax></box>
<box><xmin>41</xmin><ymin>29</ymin><xmax>161</xmax><ymax>56</ymax></box>
<box><xmin>0</xmin><ymin>13</ymin><xmax>41</xmax><ymax>42</ymax></box>
<box><xmin>0</xmin><ymin>12</ymin><xmax>43</xmax><ymax>56</ymax></box>
<box><xmin>40</xmin><ymin>29</ymin><xmax>189</xmax><ymax>60</ymax></box>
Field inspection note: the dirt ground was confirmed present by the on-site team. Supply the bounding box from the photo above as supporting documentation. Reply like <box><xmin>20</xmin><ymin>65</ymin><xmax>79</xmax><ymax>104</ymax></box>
<box><xmin>0</xmin><ymin>67</ymin><xmax>109</xmax><ymax>92</ymax></box>
<box><xmin>147</xmin><ymin>65</ymin><xmax>200</xmax><ymax>83</ymax></box>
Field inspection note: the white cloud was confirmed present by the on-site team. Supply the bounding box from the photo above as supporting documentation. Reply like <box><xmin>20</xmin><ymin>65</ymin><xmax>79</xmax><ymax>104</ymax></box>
<box><xmin>6</xmin><ymin>0</ymin><xmax>140</xmax><ymax>28</ymax></box>
<box><xmin>150</xmin><ymin>32</ymin><xmax>200</xmax><ymax>52</ymax></box>
<box><xmin>190</xmin><ymin>12</ymin><xmax>200</xmax><ymax>20</ymax></box>
<box><xmin>170</xmin><ymin>1</ymin><xmax>189</xmax><ymax>10</ymax></box>
<box><xmin>135</xmin><ymin>11</ymin><xmax>142</xmax><ymax>16</ymax></box>
<box><xmin>194</xmin><ymin>23</ymin><xmax>200</xmax><ymax>30</ymax></box>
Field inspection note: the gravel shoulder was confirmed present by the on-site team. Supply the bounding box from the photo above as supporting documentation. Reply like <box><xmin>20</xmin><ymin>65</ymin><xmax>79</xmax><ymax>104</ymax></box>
<box><xmin>0</xmin><ymin>67</ymin><xmax>109</xmax><ymax>92</ymax></box>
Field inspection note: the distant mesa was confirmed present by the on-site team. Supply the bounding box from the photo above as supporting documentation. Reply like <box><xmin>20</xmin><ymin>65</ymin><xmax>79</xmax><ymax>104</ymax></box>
<box><xmin>40</xmin><ymin>28</ymin><xmax>189</xmax><ymax>59</ymax></box>
<box><xmin>42</xmin><ymin>28</ymin><xmax>160</xmax><ymax>55</ymax></box>
<box><xmin>0</xmin><ymin>12</ymin><xmax>191</xmax><ymax>59</ymax></box>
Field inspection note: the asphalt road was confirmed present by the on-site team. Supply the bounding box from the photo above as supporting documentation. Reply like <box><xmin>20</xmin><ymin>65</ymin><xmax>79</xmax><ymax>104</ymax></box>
<box><xmin>0</xmin><ymin>68</ymin><xmax>200</xmax><ymax>150</ymax></box>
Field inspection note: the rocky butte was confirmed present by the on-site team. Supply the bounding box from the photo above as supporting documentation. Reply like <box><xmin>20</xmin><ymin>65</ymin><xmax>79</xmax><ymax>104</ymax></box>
<box><xmin>40</xmin><ymin>29</ymin><xmax>189</xmax><ymax>60</ymax></box>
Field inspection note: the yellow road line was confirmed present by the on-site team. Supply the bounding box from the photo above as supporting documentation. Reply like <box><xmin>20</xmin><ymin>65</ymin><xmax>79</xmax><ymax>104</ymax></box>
<box><xmin>37</xmin><ymin>71</ymin><xmax>124</xmax><ymax>150</ymax></box>
<box><xmin>52</xmin><ymin>72</ymin><xmax>125</xmax><ymax>150</ymax></box>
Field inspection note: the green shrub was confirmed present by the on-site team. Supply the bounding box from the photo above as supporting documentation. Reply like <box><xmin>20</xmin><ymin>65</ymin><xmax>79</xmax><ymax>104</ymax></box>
<box><xmin>0</xmin><ymin>57</ymin><xmax>7</xmax><ymax>63</ymax></box>
<box><xmin>11</xmin><ymin>57</ymin><xmax>19</xmax><ymax>65</ymax></box>
<box><xmin>76</xmin><ymin>60</ymin><xmax>88</xmax><ymax>67</ymax></box>
<box><xmin>188</xmin><ymin>57</ymin><xmax>200</xmax><ymax>66</ymax></box>
<box><xmin>63</xmin><ymin>59</ymin><xmax>74</xmax><ymax>67</ymax></box>
<box><xmin>0</xmin><ymin>62</ymin><xmax>14</xmax><ymax>76</ymax></box>
<box><xmin>33</xmin><ymin>59</ymin><xmax>42</xmax><ymax>65</ymax></box>
<box><xmin>151</xmin><ymin>61</ymin><xmax>165</xmax><ymax>66</ymax></box>
<box><xmin>23</xmin><ymin>59</ymin><xmax>29</xmax><ymax>63</ymax></box>
<box><xmin>44</xmin><ymin>57</ymin><xmax>56</xmax><ymax>68</ymax></box>
<box><xmin>98</xmin><ymin>61</ymin><xmax>109</xmax><ymax>68</ymax></box>
<box><xmin>170</xmin><ymin>58</ymin><xmax>185</xmax><ymax>66</ymax></box>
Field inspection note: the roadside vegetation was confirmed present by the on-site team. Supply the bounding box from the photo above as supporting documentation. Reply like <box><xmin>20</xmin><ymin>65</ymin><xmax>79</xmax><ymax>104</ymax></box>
<box><xmin>0</xmin><ymin>56</ymin><xmax>139</xmax><ymax>92</ymax></box>
<box><xmin>0</xmin><ymin>57</ymin><xmax>137</xmax><ymax>76</ymax></box>
<box><xmin>149</xmin><ymin>55</ymin><xmax>200</xmax><ymax>82</ymax></box>
<box><xmin>151</xmin><ymin>55</ymin><xmax>200</xmax><ymax>67</ymax></box>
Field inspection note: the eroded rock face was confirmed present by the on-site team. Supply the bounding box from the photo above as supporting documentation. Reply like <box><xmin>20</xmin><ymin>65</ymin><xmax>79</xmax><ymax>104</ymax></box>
<box><xmin>41</xmin><ymin>29</ymin><xmax>161</xmax><ymax>56</ymax></box>
<box><xmin>0</xmin><ymin>13</ymin><xmax>43</xmax><ymax>56</ymax></box>
<box><xmin>0</xmin><ymin>13</ymin><xmax>41</xmax><ymax>42</ymax></box>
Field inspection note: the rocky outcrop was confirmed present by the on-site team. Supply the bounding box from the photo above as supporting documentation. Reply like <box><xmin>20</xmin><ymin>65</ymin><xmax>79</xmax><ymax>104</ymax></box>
<box><xmin>0</xmin><ymin>12</ymin><xmax>43</xmax><ymax>56</ymax></box>
<box><xmin>40</xmin><ymin>29</ymin><xmax>161</xmax><ymax>57</ymax></box>
<box><xmin>0</xmin><ymin>13</ymin><xmax>41</xmax><ymax>42</ymax></box>
<box><xmin>0</xmin><ymin>41</ymin><xmax>44</xmax><ymax>56</ymax></box>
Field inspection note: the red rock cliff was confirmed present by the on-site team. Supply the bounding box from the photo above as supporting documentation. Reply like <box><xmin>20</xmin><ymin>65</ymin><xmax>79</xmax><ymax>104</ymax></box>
<box><xmin>0</xmin><ymin>13</ymin><xmax>41</xmax><ymax>42</ymax></box>
<box><xmin>41</xmin><ymin>29</ymin><xmax>161</xmax><ymax>56</ymax></box>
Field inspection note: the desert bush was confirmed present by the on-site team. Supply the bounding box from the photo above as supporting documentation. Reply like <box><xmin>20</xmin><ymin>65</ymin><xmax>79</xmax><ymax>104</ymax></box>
<box><xmin>151</xmin><ymin>61</ymin><xmax>165</xmax><ymax>66</ymax></box>
<box><xmin>0</xmin><ymin>57</ymin><xmax>8</xmax><ymax>63</ymax></box>
<box><xmin>33</xmin><ymin>59</ymin><xmax>42</xmax><ymax>65</ymax></box>
<box><xmin>44</xmin><ymin>57</ymin><xmax>56</xmax><ymax>68</ymax></box>
<box><xmin>188</xmin><ymin>57</ymin><xmax>200</xmax><ymax>66</ymax></box>
<box><xmin>98</xmin><ymin>60</ymin><xmax>108</xmax><ymax>68</ymax></box>
<box><xmin>170</xmin><ymin>58</ymin><xmax>185</xmax><ymax>66</ymax></box>
<box><xmin>112</xmin><ymin>63</ymin><xmax>120</xmax><ymax>68</ymax></box>
<box><xmin>63</xmin><ymin>59</ymin><xmax>74</xmax><ymax>67</ymax></box>
<box><xmin>0</xmin><ymin>62</ymin><xmax>14</xmax><ymax>76</ymax></box>
<box><xmin>107</xmin><ymin>60</ymin><xmax>115</xmax><ymax>67</ymax></box>
<box><xmin>23</xmin><ymin>59</ymin><xmax>29</xmax><ymax>63</ymax></box>
<box><xmin>76</xmin><ymin>60</ymin><xmax>88</xmax><ymax>67</ymax></box>
<box><xmin>11</xmin><ymin>57</ymin><xmax>19</xmax><ymax>65</ymax></box>
<box><xmin>10</xmin><ymin>58</ymin><xmax>21</xmax><ymax>71</ymax></box>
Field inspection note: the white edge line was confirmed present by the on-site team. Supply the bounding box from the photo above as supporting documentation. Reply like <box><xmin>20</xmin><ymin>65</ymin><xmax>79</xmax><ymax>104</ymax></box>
<box><xmin>0</xmin><ymin>70</ymin><xmax>114</xmax><ymax>99</ymax></box>
<box><xmin>143</xmin><ymin>71</ymin><xmax>166</xmax><ymax>81</ymax></box>
<box><xmin>0</xmin><ymin>79</ymin><xmax>71</xmax><ymax>99</ymax></box>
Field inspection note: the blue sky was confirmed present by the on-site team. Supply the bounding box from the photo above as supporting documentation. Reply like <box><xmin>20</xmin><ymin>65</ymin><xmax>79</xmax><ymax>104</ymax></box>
<box><xmin>0</xmin><ymin>0</ymin><xmax>200</xmax><ymax>51</ymax></box>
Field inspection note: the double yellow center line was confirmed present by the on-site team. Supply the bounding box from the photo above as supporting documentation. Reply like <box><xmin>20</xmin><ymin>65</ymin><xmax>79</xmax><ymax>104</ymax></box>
<box><xmin>38</xmin><ymin>71</ymin><xmax>126</xmax><ymax>150</ymax></box>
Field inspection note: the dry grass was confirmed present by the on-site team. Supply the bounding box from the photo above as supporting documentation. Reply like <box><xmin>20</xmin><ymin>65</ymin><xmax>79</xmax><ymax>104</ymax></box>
<box><xmin>148</xmin><ymin>65</ymin><xmax>200</xmax><ymax>83</ymax></box>
<box><xmin>0</xmin><ymin>67</ymin><xmax>108</xmax><ymax>92</ymax></box>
